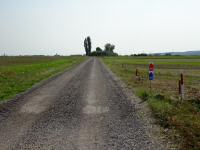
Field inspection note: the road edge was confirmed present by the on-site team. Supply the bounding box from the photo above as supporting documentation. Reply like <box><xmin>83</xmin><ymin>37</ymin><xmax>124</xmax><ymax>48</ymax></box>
<box><xmin>0</xmin><ymin>58</ymin><xmax>89</xmax><ymax>113</ymax></box>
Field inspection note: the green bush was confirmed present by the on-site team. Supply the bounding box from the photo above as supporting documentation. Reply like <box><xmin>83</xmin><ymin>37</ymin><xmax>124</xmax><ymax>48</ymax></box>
<box><xmin>136</xmin><ymin>88</ymin><xmax>150</xmax><ymax>101</ymax></box>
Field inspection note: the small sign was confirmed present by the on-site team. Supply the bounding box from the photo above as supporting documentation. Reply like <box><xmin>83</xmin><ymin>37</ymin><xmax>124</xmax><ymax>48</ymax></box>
<box><xmin>149</xmin><ymin>71</ymin><xmax>154</xmax><ymax>80</ymax></box>
<box><xmin>149</xmin><ymin>63</ymin><xmax>155</xmax><ymax>81</ymax></box>
<box><xmin>149</xmin><ymin>63</ymin><xmax>154</xmax><ymax>71</ymax></box>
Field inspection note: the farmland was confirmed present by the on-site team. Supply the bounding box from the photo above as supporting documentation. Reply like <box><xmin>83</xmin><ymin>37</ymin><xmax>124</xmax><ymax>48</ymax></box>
<box><xmin>102</xmin><ymin>56</ymin><xmax>200</xmax><ymax>150</ymax></box>
<box><xmin>0</xmin><ymin>56</ymin><xmax>86</xmax><ymax>101</ymax></box>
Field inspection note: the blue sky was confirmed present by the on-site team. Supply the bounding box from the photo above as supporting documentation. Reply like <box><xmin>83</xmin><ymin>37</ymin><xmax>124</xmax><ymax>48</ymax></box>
<box><xmin>0</xmin><ymin>0</ymin><xmax>200</xmax><ymax>55</ymax></box>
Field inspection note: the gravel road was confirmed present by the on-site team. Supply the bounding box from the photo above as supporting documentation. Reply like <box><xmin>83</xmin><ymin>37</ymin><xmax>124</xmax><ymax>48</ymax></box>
<box><xmin>0</xmin><ymin>58</ymin><xmax>164</xmax><ymax>150</ymax></box>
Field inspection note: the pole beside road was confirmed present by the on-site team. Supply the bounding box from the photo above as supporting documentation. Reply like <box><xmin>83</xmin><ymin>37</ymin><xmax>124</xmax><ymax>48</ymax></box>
<box><xmin>149</xmin><ymin>63</ymin><xmax>155</xmax><ymax>92</ymax></box>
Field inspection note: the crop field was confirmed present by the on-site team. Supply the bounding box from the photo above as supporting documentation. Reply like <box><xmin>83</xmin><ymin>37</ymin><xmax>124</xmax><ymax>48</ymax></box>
<box><xmin>102</xmin><ymin>56</ymin><xmax>200</xmax><ymax>150</ymax></box>
<box><xmin>0</xmin><ymin>56</ymin><xmax>86</xmax><ymax>101</ymax></box>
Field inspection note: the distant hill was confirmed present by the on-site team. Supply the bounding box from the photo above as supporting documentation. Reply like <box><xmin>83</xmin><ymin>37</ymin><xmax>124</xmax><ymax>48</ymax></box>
<box><xmin>154</xmin><ymin>50</ymin><xmax>200</xmax><ymax>56</ymax></box>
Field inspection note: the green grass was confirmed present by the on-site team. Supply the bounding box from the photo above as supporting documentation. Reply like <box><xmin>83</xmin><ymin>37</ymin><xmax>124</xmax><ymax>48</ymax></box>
<box><xmin>0</xmin><ymin>56</ymin><xmax>86</xmax><ymax>101</ymax></box>
<box><xmin>104</xmin><ymin>56</ymin><xmax>200</xmax><ymax>67</ymax></box>
<box><xmin>102</xmin><ymin>56</ymin><xmax>200</xmax><ymax>150</ymax></box>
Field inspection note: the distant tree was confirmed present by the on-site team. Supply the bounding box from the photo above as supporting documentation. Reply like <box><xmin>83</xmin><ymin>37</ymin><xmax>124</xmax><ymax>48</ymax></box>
<box><xmin>104</xmin><ymin>43</ymin><xmax>115</xmax><ymax>53</ymax></box>
<box><xmin>96</xmin><ymin>47</ymin><xmax>102</xmax><ymax>53</ymax></box>
<box><xmin>96</xmin><ymin>47</ymin><xmax>103</xmax><ymax>56</ymax></box>
<box><xmin>90</xmin><ymin>51</ymin><xmax>97</xmax><ymax>56</ymax></box>
<box><xmin>138</xmin><ymin>53</ymin><xmax>148</xmax><ymax>56</ymax></box>
<box><xmin>84</xmin><ymin>38</ymin><xmax>88</xmax><ymax>55</ymax></box>
<box><xmin>84</xmin><ymin>42</ymin><xmax>117</xmax><ymax>56</ymax></box>
<box><xmin>165</xmin><ymin>53</ymin><xmax>172</xmax><ymax>56</ymax></box>
<box><xmin>87</xmin><ymin>37</ymin><xmax>91</xmax><ymax>55</ymax></box>
<box><xmin>84</xmin><ymin>36</ymin><xmax>92</xmax><ymax>56</ymax></box>
<box><xmin>104</xmin><ymin>43</ymin><xmax>118</xmax><ymax>56</ymax></box>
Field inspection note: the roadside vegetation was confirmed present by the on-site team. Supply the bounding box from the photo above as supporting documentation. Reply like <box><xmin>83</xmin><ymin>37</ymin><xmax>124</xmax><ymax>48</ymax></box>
<box><xmin>90</xmin><ymin>43</ymin><xmax>118</xmax><ymax>56</ymax></box>
<box><xmin>102</xmin><ymin>56</ymin><xmax>200</xmax><ymax>150</ymax></box>
<box><xmin>0</xmin><ymin>56</ymin><xmax>86</xmax><ymax>101</ymax></box>
<box><xmin>84</xmin><ymin>36</ymin><xmax>118</xmax><ymax>56</ymax></box>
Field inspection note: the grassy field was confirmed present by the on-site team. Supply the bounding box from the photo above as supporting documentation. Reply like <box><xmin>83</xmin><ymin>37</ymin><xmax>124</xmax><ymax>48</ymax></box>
<box><xmin>102</xmin><ymin>56</ymin><xmax>200</xmax><ymax>150</ymax></box>
<box><xmin>0</xmin><ymin>56</ymin><xmax>86</xmax><ymax>101</ymax></box>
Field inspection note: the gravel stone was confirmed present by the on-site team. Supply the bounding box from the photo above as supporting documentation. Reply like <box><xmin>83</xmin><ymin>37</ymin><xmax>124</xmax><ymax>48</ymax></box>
<box><xmin>0</xmin><ymin>58</ymin><xmax>165</xmax><ymax>150</ymax></box>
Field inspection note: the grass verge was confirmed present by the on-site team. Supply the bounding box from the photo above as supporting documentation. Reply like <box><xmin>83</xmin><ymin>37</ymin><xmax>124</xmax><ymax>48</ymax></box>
<box><xmin>102</xmin><ymin>56</ymin><xmax>200</xmax><ymax>150</ymax></box>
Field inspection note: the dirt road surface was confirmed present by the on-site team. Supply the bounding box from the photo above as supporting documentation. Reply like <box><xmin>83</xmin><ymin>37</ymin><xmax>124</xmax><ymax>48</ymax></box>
<box><xmin>0</xmin><ymin>58</ymin><xmax>164</xmax><ymax>150</ymax></box>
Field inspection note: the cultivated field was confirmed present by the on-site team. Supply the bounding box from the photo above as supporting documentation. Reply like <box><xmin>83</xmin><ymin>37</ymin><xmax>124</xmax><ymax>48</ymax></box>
<box><xmin>102</xmin><ymin>56</ymin><xmax>200</xmax><ymax>150</ymax></box>
<box><xmin>0</xmin><ymin>56</ymin><xmax>86</xmax><ymax>101</ymax></box>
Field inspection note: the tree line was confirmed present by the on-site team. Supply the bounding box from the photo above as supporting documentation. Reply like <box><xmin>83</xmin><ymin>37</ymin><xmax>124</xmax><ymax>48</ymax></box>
<box><xmin>84</xmin><ymin>36</ymin><xmax>118</xmax><ymax>56</ymax></box>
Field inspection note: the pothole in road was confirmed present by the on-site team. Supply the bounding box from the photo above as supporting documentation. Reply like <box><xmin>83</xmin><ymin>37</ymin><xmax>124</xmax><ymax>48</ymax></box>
<box><xmin>83</xmin><ymin>105</ymin><xmax>109</xmax><ymax>114</ymax></box>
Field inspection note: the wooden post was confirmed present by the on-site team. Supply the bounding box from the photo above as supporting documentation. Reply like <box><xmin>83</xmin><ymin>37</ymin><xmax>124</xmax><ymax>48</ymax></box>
<box><xmin>179</xmin><ymin>73</ymin><xmax>184</xmax><ymax>100</ymax></box>
<box><xmin>181</xmin><ymin>73</ymin><xmax>184</xmax><ymax>85</ymax></box>
<box><xmin>136</xmin><ymin>69</ymin><xmax>138</xmax><ymax>76</ymax></box>
<box><xmin>178</xmin><ymin>80</ymin><xmax>181</xmax><ymax>95</ymax></box>
<box><xmin>135</xmin><ymin>68</ymin><xmax>140</xmax><ymax>82</ymax></box>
